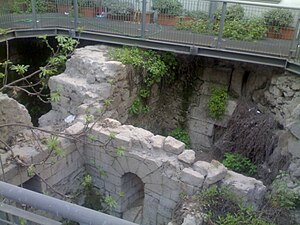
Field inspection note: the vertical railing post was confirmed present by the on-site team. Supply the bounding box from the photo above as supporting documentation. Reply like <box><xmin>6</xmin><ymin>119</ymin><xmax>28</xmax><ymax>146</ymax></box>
<box><xmin>74</xmin><ymin>0</ymin><xmax>79</xmax><ymax>31</ymax></box>
<box><xmin>141</xmin><ymin>0</ymin><xmax>147</xmax><ymax>38</ymax></box>
<box><xmin>288</xmin><ymin>17</ymin><xmax>300</xmax><ymax>61</ymax></box>
<box><xmin>31</xmin><ymin>0</ymin><xmax>37</xmax><ymax>28</ymax></box>
<box><xmin>216</xmin><ymin>2</ymin><xmax>227</xmax><ymax>48</ymax></box>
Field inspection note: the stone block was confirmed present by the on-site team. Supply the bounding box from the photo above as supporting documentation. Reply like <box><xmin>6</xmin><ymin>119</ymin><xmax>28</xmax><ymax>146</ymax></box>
<box><xmin>222</xmin><ymin>171</ymin><xmax>266</xmax><ymax>207</ymax></box>
<box><xmin>194</xmin><ymin>160</ymin><xmax>228</xmax><ymax>186</ymax></box>
<box><xmin>178</xmin><ymin>150</ymin><xmax>196</xmax><ymax>165</ymax></box>
<box><xmin>287</xmin><ymin>121</ymin><xmax>300</xmax><ymax>140</ymax></box>
<box><xmin>150</xmin><ymin>135</ymin><xmax>165</xmax><ymax>150</ymax></box>
<box><xmin>202</xmin><ymin>67</ymin><xmax>232</xmax><ymax>85</ymax></box>
<box><xmin>180</xmin><ymin>168</ymin><xmax>204</xmax><ymax>187</ymax></box>
<box><xmin>127</xmin><ymin>157</ymin><xmax>142</xmax><ymax>174</ymax></box>
<box><xmin>65</xmin><ymin>122</ymin><xmax>85</xmax><ymax>135</ymax></box>
<box><xmin>288</xmin><ymin>136</ymin><xmax>300</xmax><ymax>158</ymax></box>
<box><xmin>189</xmin><ymin>131</ymin><xmax>212</xmax><ymax>149</ymax></box>
<box><xmin>188</xmin><ymin>119</ymin><xmax>214</xmax><ymax>136</ymax></box>
<box><xmin>164</xmin><ymin>136</ymin><xmax>185</xmax><ymax>155</ymax></box>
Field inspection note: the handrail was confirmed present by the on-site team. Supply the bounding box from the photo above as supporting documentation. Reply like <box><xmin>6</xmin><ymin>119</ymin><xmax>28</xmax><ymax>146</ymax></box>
<box><xmin>0</xmin><ymin>181</ymin><xmax>138</xmax><ymax>225</ymax></box>
<box><xmin>210</xmin><ymin>0</ymin><xmax>300</xmax><ymax>10</ymax></box>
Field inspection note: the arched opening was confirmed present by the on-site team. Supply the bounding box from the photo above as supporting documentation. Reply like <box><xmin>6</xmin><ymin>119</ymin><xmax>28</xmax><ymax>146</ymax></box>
<box><xmin>121</xmin><ymin>172</ymin><xmax>144</xmax><ymax>224</ymax></box>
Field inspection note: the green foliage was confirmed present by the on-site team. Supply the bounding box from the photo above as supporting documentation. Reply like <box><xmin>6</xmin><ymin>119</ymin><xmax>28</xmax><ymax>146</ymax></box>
<box><xmin>10</xmin><ymin>64</ymin><xmax>29</xmax><ymax>75</ymax></box>
<box><xmin>84</xmin><ymin>113</ymin><xmax>94</xmax><ymax>125</ymax></box>
<box><xmin>267</xmin><ymin>172</ymin><xmax>300</xmax><ymax>209</ymax></box>
<box><xmin>116</xmin><ymin>146</ymin><xmax>125</xmax><ymax>157</ymax></box>
<box><xmin>19</xmin><ymin>218</ymin><xmax>27</xmax><ymax>225</ymax></box>
<box><xmin>223</xmin><ymin>18</ymin><xmax>267</xmax><ymax>41</ymax></box>
<box><xmin>214</xmin><ymin>4</ymin><xmax>245</xmax><ymax>21</ymax></box>
<box><xmin>103</xmin><ymin>0</ymin><xmax>134</xmax><ymax>16</ymax></box>
<box><xmin>169</xmin><ymin>127</ymin><xmax>191</xmax><ymax>148</ymax></box>
<box><xmin>186</xmin><ymin>11</ymin><xmax>208</xmax><ymax>20</ymax></box>
<box><xmin>104</xmin><ymin>196</ymin><xmax>117</xmax><ymax>209</ymax></box>
<box><xmin>263</xmin><ymin>8</ymin><xmax>294</xmax><ymax>28</ymax></box>
<box><xmin>176</xmin><ymin>19</ymin><xmax>209</xmax><ymax>34</ymax></box>
<box><xmin>82</xmin><ymin>174</ymin><xmax>93</xmax><ymax>189</ymax></box>
<box><xmin>110</xmin><ymin>47</ymin><xmax>177</xmax><ymax>115</ymax></box>
<box><xmin>104</xmin><ymin>98</ymin><xmax>113</xmax><ymax>107</ymax></box>
<box><xmin>27</xmin><ymin>164</ymin><xmax>35</xmax><ymax>177</ymax></box>
<box><xmin>217</xmin><ymin>207</ymin><xmax>274</xmax><ymax>225</ymax></box>
<box><xmin>208</xmin><ymin>87</ymin><xmax>228</xmax><ymax>119</ymax></box>
<box><xmin>222</xmin><ymin>153</ymin><xmax>257</xmax><ymax>176</ymax></box>
<box><xmin>46</xmin><ymin>135</ymin><xmax>64</xmax><ymax>157</ymax></box>
<box><xmin>152</xmin><ymin>0</ymin><xmax>183</xmax><ymax>16</ymax></box>
<box><xmin>49</xmin><ymin>89</ymin><xmax>61</xmax><ymax>103</ymax></box>
<box><xmin>78</xmin><ymin>0</ymin><xmax>97</xmax><ymax>7</ymax></box>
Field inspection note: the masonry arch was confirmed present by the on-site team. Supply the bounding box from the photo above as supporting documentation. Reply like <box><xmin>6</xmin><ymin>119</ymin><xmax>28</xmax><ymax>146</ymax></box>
<box><xmin>121</xmin><ymin>172</ymin><xmax>145</xmax><ymax>223</ymax></box>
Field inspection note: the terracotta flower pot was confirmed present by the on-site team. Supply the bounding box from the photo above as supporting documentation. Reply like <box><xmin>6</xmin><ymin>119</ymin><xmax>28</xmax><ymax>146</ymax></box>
<box><xmin>57</xmin><ymin>4</ymin><xmax>71</xmax><ymax>13</ymax></box>
<box><xmin>267</xmin><ymin>27</ymin><xmax>295</xmax><ymax>40</ymax></box>
<box><xmin>157</xmin><ymin>14</ymin><xmax>178</xmax><ymax>26</ymax></box>
<box><xmin>80</xmin><ymin>7</ymin><xmax>96</xmax><ymax>17</ymax></box>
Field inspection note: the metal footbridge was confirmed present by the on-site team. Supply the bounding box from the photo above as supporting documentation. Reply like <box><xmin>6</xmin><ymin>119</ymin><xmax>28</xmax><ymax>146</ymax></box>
<box><xmin>1</xmin><ymin>0</ymin><xmax>300</xmax><ymax>74</ymax></box>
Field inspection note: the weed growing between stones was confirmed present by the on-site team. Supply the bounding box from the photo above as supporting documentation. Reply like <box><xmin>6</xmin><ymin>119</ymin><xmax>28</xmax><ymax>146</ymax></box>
<box><xmin>222</xmin><ymin>152</ymin><xmax>257</xmax><ymax>176</ymax></box>
<box><xmin>174</xmin><ymin>186</ymin><xmax>276</xmax><ymax>225</ymax></box>
<box><xmin>208</xmin><ymin>86</ymin><xmax>228</xmax><ymax>120</ymax></box>
<box><xmin>169</xmin><ymin>127</ymin><xmax>191</xmax><ymax>148</ymax></box>
<box><xmin>109</xmin><ymin>47</ymin><xmax>177</xmax><ymax>114</ymax></box>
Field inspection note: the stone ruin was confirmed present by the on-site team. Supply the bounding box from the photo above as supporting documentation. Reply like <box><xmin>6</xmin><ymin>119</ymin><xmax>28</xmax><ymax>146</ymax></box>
<box><xmin>1</xmin><ymin>45</ymin><xmax>300</xmax><ymax>224</ymax></box>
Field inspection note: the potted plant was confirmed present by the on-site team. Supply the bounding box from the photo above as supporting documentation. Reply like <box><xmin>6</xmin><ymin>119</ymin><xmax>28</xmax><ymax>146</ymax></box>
<box><xmin>104</xmin><ymin>0</ymin><xmax>134</xmax><ymax>21</ymax></box>
<box><xmin>152</xmin><ymin>0</ymin><xmax>183</xmax><ymax>26</ymax></box>
<box><xmin>78</xmin><ymin>0</ymin><xmax>96</xmax><ymax>17</ymax></box>
<box><xmin>263</xmin><ymin>8</ymin><xmax>294</xmax><ymax>40</ymax></box>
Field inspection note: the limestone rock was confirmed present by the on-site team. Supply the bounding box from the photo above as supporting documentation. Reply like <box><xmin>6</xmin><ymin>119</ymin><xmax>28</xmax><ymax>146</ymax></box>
<box><xmin>222</xmin><ymin>171</ymin><xmax>266</xmax><ymax>207</ymax></box>
<box><xmin>178</xmin><ymin>150</ymin><xmax>196</xmax><ymax>165</ymax></box>
<box><xmin>193</xmin><ymin>160</ymin><xmax>228</xmax><ymax>186</ymax></box>
<box><xmin>0</xmin><ymin>93</ymin><xmax>32</xmax><ymax>147</ymax></box>
<box><xmin>180</xmin><ymin>168</ymin><xmax>204</xmax><ymax>187</ymax></box>
<box><xmin>150</xmin><ymin>135</ymin><xmax>165</xmax><ymax>150</ymax></box>
<box><xmin>65</xmin><ymin>122</ymin><xmax>85</xmax><ymax>135</ymax></box>
<box><xmin>287</xmin><ymin>121</ymin><xmax>300</xmax><ymax>140</ymax></box>
<box><xmin>288</xmin><ymin>136</ymin><xmax>300</xmax><ymax>158</ymax></box>
<box><xmin>164</xmin><ymin>136</ymin><xmax>185</xmax><ymax>155</ymax></box>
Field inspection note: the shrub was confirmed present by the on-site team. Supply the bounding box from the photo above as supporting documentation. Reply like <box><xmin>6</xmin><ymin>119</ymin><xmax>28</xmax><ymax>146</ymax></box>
<box><xmin>263</xmin><ymin>8</ymin><xmax>294</xmax><ymax>28</ymax></box>
<box><xmin>176</xmin><ymin>19</ymin><xmax>209</xmax><ymax>34</ymax></box>
<box><xmin>103</xmin><ymin>0</ymin><xmax>134</xmax><ymax>16</ymax></box>
<box><xmin>152</xmin><ymin>0</ymin><xmax>183</xmax><ymax>16</ymax></box>
<box><xmin>217</xmin><ymin>207</ymin><xmax>274</xmax><ymax>225</ymax></box>
<box><xmin>222</xmin><ymin>153</ymin><xmax>257</xmax><ymax>176</ymax></box>
<box><xmin>223</xmin><ymin>18</ymin><xmax>267</xmax><ymax>41</ymax></box>
<box><xmin>170</xmin><ymin>127</ymin><xmax>191</xmax><ymax>148</ymax></box>
<box><xmin>186</xmin><ymin>11</ymin><xmax>208</xmax><ymax>20</ymax></box>
<box><xmin>208</xmin><ymin>87</ymin><xmax>228</xmax><ymax>119</ymax></box>
<box><xmin>267</xmin><ymin>172</ymin><xmax>300</xmax><ymax>210</ymax></box>
<box><xmin>214</xmin><ymin>4</ymin><xmax>245</xmax><ymax>21</ymax></box>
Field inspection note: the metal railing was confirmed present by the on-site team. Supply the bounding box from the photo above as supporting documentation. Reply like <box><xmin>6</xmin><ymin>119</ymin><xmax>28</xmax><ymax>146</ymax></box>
<box><xmin>0</xmin><ymin>0</ymin><xmax>300</xmax><ymax>65</ymax></box>
<box><xmin>0</xmin><ymin>181</ymin><xmax>138</xmax><ymax>225</ymax></box>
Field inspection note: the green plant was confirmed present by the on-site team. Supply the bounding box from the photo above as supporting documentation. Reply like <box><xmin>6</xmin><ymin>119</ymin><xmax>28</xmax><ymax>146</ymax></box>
<box><xmin>267</xmin><ymin>172</ymin><xmax>300</xmax><ymax>209</ymax></box>
<box><xmin>82</xmin><ymin>174</ymin><xmax>93</xmax><ymax>189</ymax></box>
<box><xmin>116</xmin><ymin>146</ymin><xmax>125</xmax><ymax>157</ymax></box>
<box><xmin>222</xmin><ymin>153</ymin><xmax>257</xmax><ymax>176</ymax></box>
<box><xmin>186</xmin><ymin>11</ymin><xmax>208</xmax><ymax>20</ymax></box>
<box><xmin>169</xmin><ymin>127</ymin><xmax>191</xmax><ymax>148</ymax></box>
<box><xmin>223</xmin><ymin>18</ymin><xmax>267</xmax><ymax>41</ymax></box>
<box><xmin>208</xmin><ymin>87</ymin><xmax>228</xmax><ymax>119</ymax></box>
<box><xmin>152</xmin><ymin>0</ymin><xmax>183</xmax><ymax>16</ymax></box>
<box><xmin>217</xmin><ymin>207</ymin><xmax>274</xmax><ymax>225</ymax></box>
<box><xmin>47</xmin><ymin>135</ymin><xmax>64</xmax><ymax>157</ymax></box>
<box><xmin>263</xmin><ymin>8</ymin><xmax>293</xmax><ymax>28</ymax></box>
<box><xmin>103</xmin><ymin>0</ymin><xmax>134</xmax><ymax>16</ymax></box>
<box><xmin>110</xmin><ymin>47</ymin><xmax>177</xmax><ymax>115</ymax></box>
<box><xmin>214</xmin><ymin>4</ymin><xmax>245</xmax><ymax>21</ymax></box>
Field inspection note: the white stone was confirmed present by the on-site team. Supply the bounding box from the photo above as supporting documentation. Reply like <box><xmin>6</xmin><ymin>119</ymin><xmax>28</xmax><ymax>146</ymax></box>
<box><xmin>180</xmin><ymin>168</ymin><xmax>204</xmax><ymax>187</ymax></box>
<box><xmin>164</xmin><ymin>136</ymin><xmax>185</xmax><ymax>155</ymax></box>
<box><xmin>150</xmin><ymin>135</ymin><xmax>165</xmax><ymax>150</ymax></box>
<box><xmin>193</xmin><ymin>160</ymin><xmax>228</xmax><ymax>186</ymax></box>
<box><xmin>65</xmin><ymin>122</ymin><xmax>85</xmax><ymax>135</ymax></box>
<box><xmin>178</xmin><ymin>150</ymin><xmax>196</xmax><ymax>165</ymax></box>
<box><xmin>222</xmin><ymin>171</ymin><xmax>266</xmax><ymax>207</ymax></box>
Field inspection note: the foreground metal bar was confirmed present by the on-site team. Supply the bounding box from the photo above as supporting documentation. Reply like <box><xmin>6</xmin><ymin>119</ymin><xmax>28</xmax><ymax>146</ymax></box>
<box><xmin>0</xmin><ymin>203</ymin><xmax>62</xmax><ymax>225</ymax></box>
<box><xmin>0</xmin><ymin>181</ymin><xmax>138</xmax><ymax>225</ymax></box>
